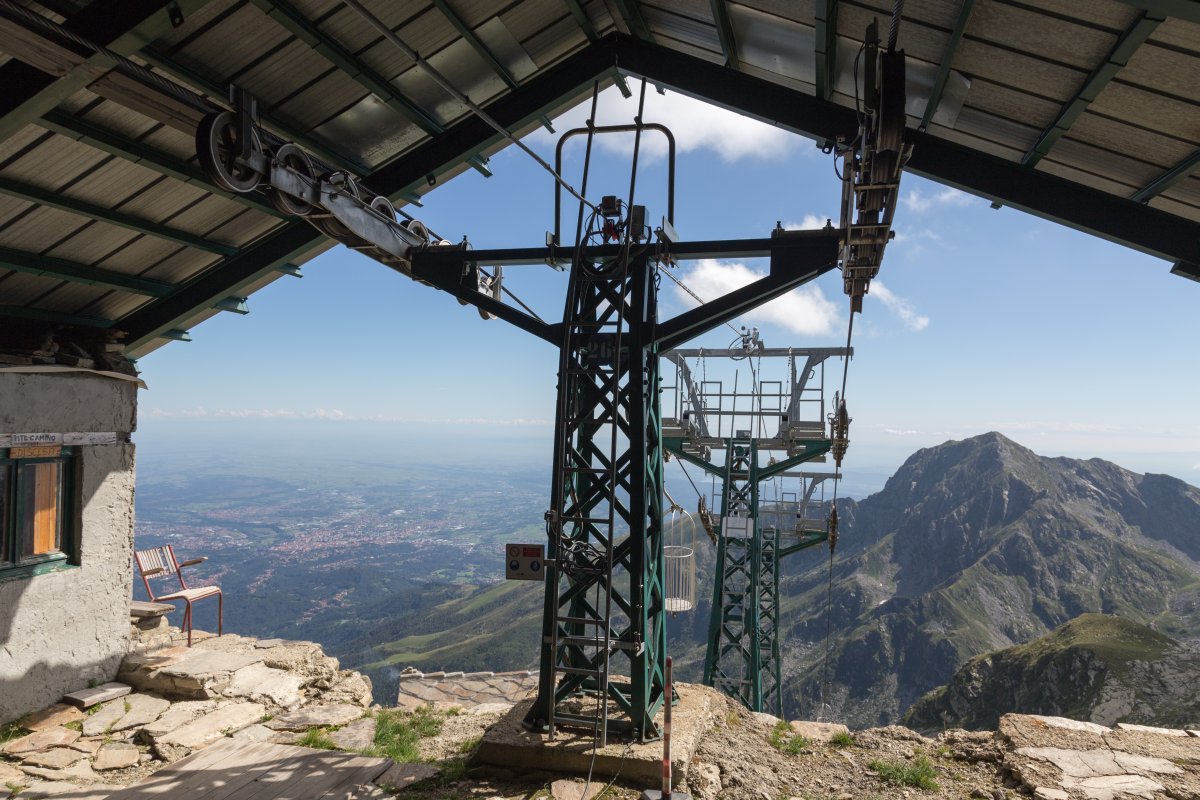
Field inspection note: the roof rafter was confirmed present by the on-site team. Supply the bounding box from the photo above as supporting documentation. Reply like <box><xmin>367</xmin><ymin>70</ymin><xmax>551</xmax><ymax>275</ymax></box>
<box><xmin>1022</xmin><ymin>10</ymin><xmax>1163</xmax><ymax>167</ymax></box>
<box><xmin>1116</xmin><ymin>0</ymin><xmax>1200</xmax><ymax>25</ymax></box>
<box><xmin>563</xmin><ymin>0</ymin><xmax>598</xmax><ymax>41</ymax></box>
<box><xmin>0</xmin><ymin>0</ymin><xmax>213</xmax><ymax>141</ymax></box>
<box><xmin>426</xmin><ymin>0</ymin><xmax>555</xmax><ymax>132</ymax></box>
<box><xmin>0</xmin><ymin>175</ymin><xmax>238</xmax><ymax>256</ymax></box>
<box><xmin>0</xmin><ymin>245</ymin><xmax>176</xmax><ymax>296</ymax></box>
<box><xmin>610</xmin><ymin>0</ymin><xmax>653</xmax><ymax>42</ymax></box>
<box><xmin>709</xmin><ymin>0</ymin><xmax>740</xmax><ymax>70</ymax></box>
<box><xmin>0</xmin><ymin>304</ymin><xmax>113</xmax><ymax>328</ymax></box>
<box><xmin>247</xmin><ymin>0</ymin><xmax>490</xmax><ymax>176</ymax></box>
<box><xmin>1131</xmin><ymin>148</ymin><xmax>1200</xmax><ymax>203</ymax></box>
<box><xmin>918</xmin><ymin>0</ymin><xmax>974</xmax><ymax>132</ymax></box>
<box><xmin>814</xmin><ymin>0</ymin><xmax>836</xmax><ymax>100</ymax></box>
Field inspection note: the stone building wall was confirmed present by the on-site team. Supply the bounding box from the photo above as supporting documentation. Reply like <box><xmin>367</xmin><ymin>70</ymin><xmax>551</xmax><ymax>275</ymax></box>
<box><xmin>0</xmin><ymin>370</ymin><xmax>139</xmax><ymax>723</ymax></box>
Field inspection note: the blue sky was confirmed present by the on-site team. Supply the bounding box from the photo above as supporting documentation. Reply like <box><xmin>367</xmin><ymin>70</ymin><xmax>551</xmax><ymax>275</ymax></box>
<box><xmin>137</xmin><ymin>87</ymin><xmax>1200</xmax><ymax>491</ymax></box>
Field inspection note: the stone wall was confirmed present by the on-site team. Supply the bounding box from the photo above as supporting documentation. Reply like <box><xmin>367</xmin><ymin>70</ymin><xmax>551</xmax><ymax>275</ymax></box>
<box><xmin>0</xmin><ymin>370</ymin><xmax>139</xmax><ymax>723</ymax></box>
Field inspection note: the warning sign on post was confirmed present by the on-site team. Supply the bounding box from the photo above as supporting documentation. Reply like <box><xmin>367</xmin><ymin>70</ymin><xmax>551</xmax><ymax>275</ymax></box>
<box><xmin>505</xmin><ymin>543</ymin><xmax>545</xmax><ymax>581</ymax></box>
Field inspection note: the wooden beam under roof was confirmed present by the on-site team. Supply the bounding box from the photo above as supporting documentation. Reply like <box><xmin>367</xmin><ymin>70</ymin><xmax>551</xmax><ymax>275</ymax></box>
<box><xmin>1022</xmin><ymin>10</ymin><xmax>1164</xmax><ymax>167</ymax></box>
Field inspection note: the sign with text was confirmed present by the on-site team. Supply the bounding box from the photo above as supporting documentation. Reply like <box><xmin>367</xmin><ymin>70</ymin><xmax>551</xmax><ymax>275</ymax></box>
<box><xmin>9</xmin><ymin>445</ymin><xmax>62</xmax><ymax>458</ymax></box>
<box><xmin>505</xmin><ymin>543</ymin><xmax>545</xmax><ymax>581</ymax></box>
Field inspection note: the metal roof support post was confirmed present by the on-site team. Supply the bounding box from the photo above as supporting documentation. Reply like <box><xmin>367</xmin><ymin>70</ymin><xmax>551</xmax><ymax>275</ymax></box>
<box><xmin>710</xmin><ymin>0</ymin><xmax>740</xmax><ymax>70</ymax></box>
<box><xmin>1131</xmin><ymin>148</ymin><xmax>1200</xmax><ymax>203</ymax></box>
<box><xmin>1022</xmin><ymin>11</ymin><xmax>1163</xmax><ymax>167</ymax></box>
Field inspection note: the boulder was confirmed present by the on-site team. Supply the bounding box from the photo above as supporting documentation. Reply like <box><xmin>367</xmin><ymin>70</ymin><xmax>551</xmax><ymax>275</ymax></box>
<box><xmin>789</xmin><ymin>721</ymin><xmax>850</xmax><ymax>743</ymax></box>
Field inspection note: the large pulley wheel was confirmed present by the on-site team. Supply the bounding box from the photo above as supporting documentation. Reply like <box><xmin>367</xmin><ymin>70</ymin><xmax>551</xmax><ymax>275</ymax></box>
<box><xmin>268</xmin><ymin>143</ymin><xmax>316</xmax><ymax>216</ymax></box>
<box><xmin>369</xmin><ymin>195</ymin><xmax>396</xmax><ymax>222</ymax></box>
<box><xmin>478</xmin><ymin>265</ymin><xmax>501</xmax><ymax>320</ymax></box>
<box><xmin>196</xmin><ymin>111</ymin><xmax>263</xmax><ymax>193</ymax></box>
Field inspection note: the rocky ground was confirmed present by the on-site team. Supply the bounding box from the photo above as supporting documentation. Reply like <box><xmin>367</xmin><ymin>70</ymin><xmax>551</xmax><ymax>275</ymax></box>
<box><xmin>4</xmin><ymin>628</ymin><xmax>1199</xmax><ymax>800</ymax></box>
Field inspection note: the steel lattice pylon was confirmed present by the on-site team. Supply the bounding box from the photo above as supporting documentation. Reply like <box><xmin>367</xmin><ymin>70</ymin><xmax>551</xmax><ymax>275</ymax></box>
<box><xmin>524</xmin><ymin>248</ymin><xmax>666</xmax><ymax>743</ymax></box>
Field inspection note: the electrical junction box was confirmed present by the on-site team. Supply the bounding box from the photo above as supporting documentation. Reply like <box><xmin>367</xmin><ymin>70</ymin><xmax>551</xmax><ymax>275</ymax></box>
<box><xmin>505</xmin><ymin>543</ymin><xmax>545</xmax><ymax>580</ymax></box>
<box><xmin>722</xmin><ymin>516</ymin><xmax>752</xmax><ymax>539</ymax></box>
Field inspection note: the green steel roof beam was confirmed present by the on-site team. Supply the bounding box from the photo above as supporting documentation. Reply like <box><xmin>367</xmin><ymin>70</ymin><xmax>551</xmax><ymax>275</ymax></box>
<box><xmin>214</xmin><ymin>296</ymin><xmax>249</xmax><ymax>314</ymax></box>
<box><xmin>138</xmin><ymin>47</ymin><xmax>368</xmax><ymax>176</ymax></box>
<box><xmin>563</xmin><ymin>0</ymin><xmax>598</xmax><ymax>41</ymax></box>
<box><xmin>0</xmin><ymin>245</ymin><xmax>176</xmax><ymax>296</ymax></box>
<box><xmin>1172</xmin><ymin>260</ymin><xmax>1200</xmax><ymax>282</ymax></box>
<box><xmin>162</xmin><ymin>329</ymin><xmax>192</xmax><ymax>341</ymax></box>
<box><xmin>428</xmin><ymin>0</ymin><xmax>555</xmax><ymax>133</ymax></box>
<box><xmin>276</xmin><ymin>263</ymin><xmax>303</xmax><ymax>277</ymax></box>
<box><xmin>0</xmin><ymin>0</ymin><xmax>214</xmax><ymax>141</ymax></box>
<box><xmin>249</xmin><ymin>0</ymin><xmax>492</xmax><ymax>178</ymax></box>
<box><xmin>39</xmin><ymin>110</ymin><xmax>288</xmax><ymax>220</ymax></box>
<box><xmin>611</xmin><ymin>0</ymin><xmax>654</xmax><ymax>42</ymax></box>
<box><xmin>1022</xmin><ymin>11</ymin><xmax>1163</xmax><ymax>167</ymax></box>
<box><xmin>709</xmin><ymin>0</ymin><xmax>740</xmax><ymax>70</ymax></box>
<box><xmin>0</xmin><ymin>176</ymin><xmax>238</xmax><ymax>257</ymax></box>
<box><xmin>918</xmin><ymin>0</ymin><xmax>974</xmax><ymax>132</ymax></box>
<box><xmin>1116</xmin><ymin>0</ymin><xmax>1200</xmax><ymax>25</ymax></box>
<box><xmin>1131</xmin><ymin>147</ymin><xmax>1200</xmax><ymax>203</ymax></box>
<box><xmin>0</xmin><ymin>305</ymin><xmax>113</xmax><ymax>328</ymax></box>
<box><xmin>814</xmin><ymin>0</ymin><xmax>836</xmax><ymax>100</ymax></box>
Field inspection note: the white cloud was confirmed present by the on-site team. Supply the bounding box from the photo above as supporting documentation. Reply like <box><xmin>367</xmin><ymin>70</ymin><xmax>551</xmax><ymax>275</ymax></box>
<box><xmin>529</xmin><ymin>87</ymin><xmax>800</xmax><ymax>163</ymax></box>
<box><xmin>883</xmin><ymin>428</ymin><xmax>920</xmax><ymax>436</ymax></box>
<box><xmin>673</xmin><ymin>259</ymin><xmax>840</xmax><ymax>336</ymax></box>
<box><xmin>784</xmin><ymin>214</ymin><xmax>833</xmax><ymax>231</ymax></box>
<box><xmin>902</xmin><ymin>187</ymin><xmax>978</xmax><ymax>213</ymax></box>
<box><xmin>869</xmin><ymin>281</ymin><xmax>929</xmax><ymax>331</ymax></box>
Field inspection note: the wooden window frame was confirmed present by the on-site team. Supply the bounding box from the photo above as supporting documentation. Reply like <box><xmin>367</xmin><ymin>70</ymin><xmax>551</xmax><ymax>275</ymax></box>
<box><xmin>0</xmin><ymin>446</ymin><xmax>78</xmax><ymax>582</ymax></box>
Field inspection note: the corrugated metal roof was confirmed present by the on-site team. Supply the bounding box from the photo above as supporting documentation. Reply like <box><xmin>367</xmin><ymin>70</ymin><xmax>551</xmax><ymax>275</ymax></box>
<box><xmin>0</xmin><ymin>0</ymin><xmax>1196</xmax><ymax>358</ymax></box>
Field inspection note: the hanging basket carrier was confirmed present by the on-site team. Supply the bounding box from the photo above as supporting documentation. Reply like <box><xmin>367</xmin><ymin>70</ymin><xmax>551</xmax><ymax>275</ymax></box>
<box><xmin>664</xmin><ymin>506</ymin><xmax>697</xmax><ymax>614</ymax></box>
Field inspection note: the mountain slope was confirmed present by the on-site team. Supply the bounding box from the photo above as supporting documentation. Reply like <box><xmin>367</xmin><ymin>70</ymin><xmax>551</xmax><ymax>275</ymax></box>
<box><xmin>904</xmin><ymin>613</ymin><xmax>1200</xmax><ymax>731</ymax></box>
<box><xmin>774</xmin><ymin>432</ymin><xmax>1200</xmax><ymax>726</ymax></box>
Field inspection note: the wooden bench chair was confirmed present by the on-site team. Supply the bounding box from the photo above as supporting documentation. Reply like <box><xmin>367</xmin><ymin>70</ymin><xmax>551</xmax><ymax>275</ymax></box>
<box><xmin>134</xmin><ymin>545</ymin><xmax>222</xmax><ymax>646</ymax></box>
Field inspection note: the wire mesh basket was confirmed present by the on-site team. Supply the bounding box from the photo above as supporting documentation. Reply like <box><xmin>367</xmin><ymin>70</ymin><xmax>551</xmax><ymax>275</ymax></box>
<box><xmin>664</xmin><ymin>508</ymin><xmax>697</xmax><ymax>614</ymax></box>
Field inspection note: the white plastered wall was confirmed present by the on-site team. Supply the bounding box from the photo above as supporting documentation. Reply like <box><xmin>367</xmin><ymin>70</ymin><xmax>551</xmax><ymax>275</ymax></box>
<box><xmin>0</xmin><ymin>371</ymin><xmax>138</xmax><ymax>723</ymax></box>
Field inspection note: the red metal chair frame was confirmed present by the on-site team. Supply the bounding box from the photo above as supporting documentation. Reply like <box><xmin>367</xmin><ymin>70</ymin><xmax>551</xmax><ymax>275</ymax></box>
<box><xmin>134</xmin><ymin>545</ymin><xmax>222</xmax><ymax>646</ymax></box>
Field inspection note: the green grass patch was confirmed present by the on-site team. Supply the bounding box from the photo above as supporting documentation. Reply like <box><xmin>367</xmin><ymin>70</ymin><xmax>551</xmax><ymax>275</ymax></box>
<box><xmin>767</xmin><ymin>720</ymin><xmax>809</xmax><ymax>755</ymax></box>
<box><xmin>365</xmin><ymin>707</ymin><xmax>443</xmax><ymax>763</ymax></box>
<box><xmin>0</xmin><ymin>721</ymin><xmax>28</xmax><ymax>745</ymax></box>
<box><xmin>64</xmin><ymin>721</ymin><xmax>82</xmax><ymax>732</ymax></box>
<box><xmin>456</xmin><ymin>735</ymin><xmax>481</xmax><ymax>755</ymax></box>
<box><xmin>830</xmin><ymin>731</ymin><xmax>855</xmax><ymax>748</ymax></box>
<box><xmin>6</xmin><ymin>781</ymin><xmax>26</xmax><ymax>796</ymax></box>
<box><xmin>868</xmin><ymin>756</ymin><xmax>938</xmax><ymax>790</ymax></box>
<box><xmin>296</xmin><ymin>727</ymin><xmax>338</xmax><ymax>750</ymax></box>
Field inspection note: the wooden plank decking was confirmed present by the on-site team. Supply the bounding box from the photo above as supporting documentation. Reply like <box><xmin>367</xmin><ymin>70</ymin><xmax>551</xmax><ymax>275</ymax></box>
<box><xmin>103</xmin><ymin>739</ymin><xmax>392</xmax><ymax>799</ymax></box>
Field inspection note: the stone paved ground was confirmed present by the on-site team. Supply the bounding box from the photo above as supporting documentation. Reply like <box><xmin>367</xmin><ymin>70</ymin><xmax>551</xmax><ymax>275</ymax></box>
<box><xmin>1</xmin><ymin>629</ymin><xmax>374</xmax><ymax>799</ymax></box>
<box><xmin>394</xmin><ymin>668</ymin><xmax>538</xmax><ymax>710</ymax></box>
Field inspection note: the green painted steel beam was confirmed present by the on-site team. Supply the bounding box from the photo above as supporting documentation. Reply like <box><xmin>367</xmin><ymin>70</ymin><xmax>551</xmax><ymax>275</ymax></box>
<box><xmin>1117</xmin><ymin>0</ymin><xmax>1200</xmax><ymax>25</ymax></box>
<box><xmin>709</xmin><ymin>0</ymin><xmax>740</xmax><ymax>70</ymax></box>
<box><xmin>276</xmin><ymin>263</ymin><xmax>303</xmax><ymax>277</ymax></box>
<box><xmin>1172</xmin><ymin>260</ymin><xmax>1200</xmax><ymax>282</ymax></box>
<box><xmin>138</xmin><ymin>47</ymin><xmax>367</xmax><ymax>176</ymax></box>
<box><xmin>249</xmin><ymin>0</ymin><xmax>492</xmax><ymax>177</ymax></box>
<box><xmin>814</xmin><ymin>0</ymin><xmax>837</xmax><ymax>101</ymax></box>
<box><xmin>1022</xmin><ymin>11</ymin><xmax>1163</xmax><ymax>167</ymax></box>
<box><xmin>778</xmin><ymin>533</ymin><xmax>829</xmax><ymax>558</ymax></box>
<box><xmin>0</xmin><ymin>246</ymin><xmax>176</xmax><ymax>296</ymax></box>
<box><xmin>1131</xmin><ymin>148</ymin><xmax>1200</xmax><ymax>203</ymax></box>
<box><xmin>427</xmin><ymin>0</ymin><xmax>554</xmax><ymax>132</ymax></box>
<box><xmin>0</xmin><ymin>176</ymin><xmax>237</xmax><ymax>256</ymax></box>
<box><xmin>563</xmin><ymin>0</ymin><xmax>598</xmax><ymax>41</ymax></box>
<box><xmin>214</xmin><ymin>296</ymin><xmax>249</xmax><ymax>314</ymax></box>
<box><xmin>0</xmin><ymin>0</ymin><xmax>213</xmax><ymax>141</ymax></box>
<box><xmin>918</xmin><ymin>0</ymin><xmax>974</xmax><ymax>132</ymax></box>
<box><xmin>161</xmin><ymin>329</ymin><xmax>192</xmax><ymax>341</ymax></box>
<box><xmin>611</xmin><ymin>0</ymin><xmax>654</xmax><ymax>42</ymax></box>
<box><xmin>0</xmin><ymin>304</ymin><xmax>113</xmax><ymax>328</ymax></box>
<box><xmin>39</xmin><ymin>110</ymin><xmax>288</xmax><ymax>219</ymax></box>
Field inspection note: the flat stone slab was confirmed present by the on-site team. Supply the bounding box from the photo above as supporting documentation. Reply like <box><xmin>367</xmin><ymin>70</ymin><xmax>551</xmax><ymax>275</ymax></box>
<box><xmin>20</xmin><ymin>757</ymin><xmax>96</xmax><ymax>783</ymax></box>
<box><xmin>140</xmin><ymin>700</ymin><xmax>216</xmax><ymax>739</ymax></box>
<box><xmin>110</xmin><ymin>693</ymin><xmax>171</xmax><ymax>732</ymax></box>
<box><xmin>157</xmin><ymin>649</ymin><xmax>262</xmax><ymax>679</ymax></box>
<box><xmin>1115</xmin><ymin>722</ymin><xmax>1188</xmax><ymax>737</ymax></box>
<box><xmin>63</xmin><ymin>682</ymin><xmax>131</xmax><ymax>709</ymax></box>
<box><xmin>550</xmin><ymin>778</ymin><xmax>607</xmax><ymax>800</ymax></box>
<box><xmin>231</xmin><ymin>724</ymin><xmax>277</xmax><ymax>743</ymax></box>
<box><xmin>3</xmin><ymin>727</ymin><xmax>81</xmax><ymax>755</ymax></box>
<box><xmin>20</xmin><ymin>704</ymin><xmax>84</xmax><ymax>731</ymax></box>
<box><xmin>93</xmin><ymin>743</ymin><xmax>141</xmax><ymax>771</ymax></box>
<box><xmin>374</xmin><ymin>762</ymin><xmax>439</xmax><ymax>790</ymax></box>
<box><xmin>329</xmin><ymin>718</ymin><xmax>376</xmax><ymax>751</ymax></box>
<box><xmin>789</xmin><ymin>720</ymin><xmax>851</xmax><ymax>742</ymax></box>
<box><xmin>1033</xmin><ymin>789</ymin><xmax>1069</xmax><ymax>800</ymax></box>
<box><xmin>130</xmin><ymin>600</ymin><xmax>175</xmax><ymax>617</ymax></box>
<box><xmin>154</xmin><ymin>701</ymin><xmax>266</xmax><ymax>756</ymax></box>
<box><xmin>20</xmin><ymin>748</ymin><xmax>87</xmax><ymax>769</ymax></box>
<box><xmin>224</xmin><ymin>662</ymin><xmax>306</xmax><ymax>708</ymax></box>
<box><xmin>18</xmin><ymin>782</ymin><xmax>122</xmax><ymax>799</ymax></box>
<box><xmin>266</xmin><ymin>704</ymin><xmax>365</xmax><ymax>732</ymax></box>
<box><xmin>83</xmin><ymin>699</ymin><xmax>129</xmax><ymax>736</ymax></box>
<box><xmin>1015</xmin><ymin>746</ymin><xmax>1182</xmax><ymax>779</ymax></box>
<box><xmin>66</xmin><ymin>739</ymin><xmax>102</xmax><ymax>755</ymax></box>
<box><xmin>0</xmin><ymin>760</ymin><xmax>26</xmax><ymax>785</ymax></box>
<box><xmin>473</xmin><ymin>683</ymin><xmax>724</xmax><ymax>786</ymax></box>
